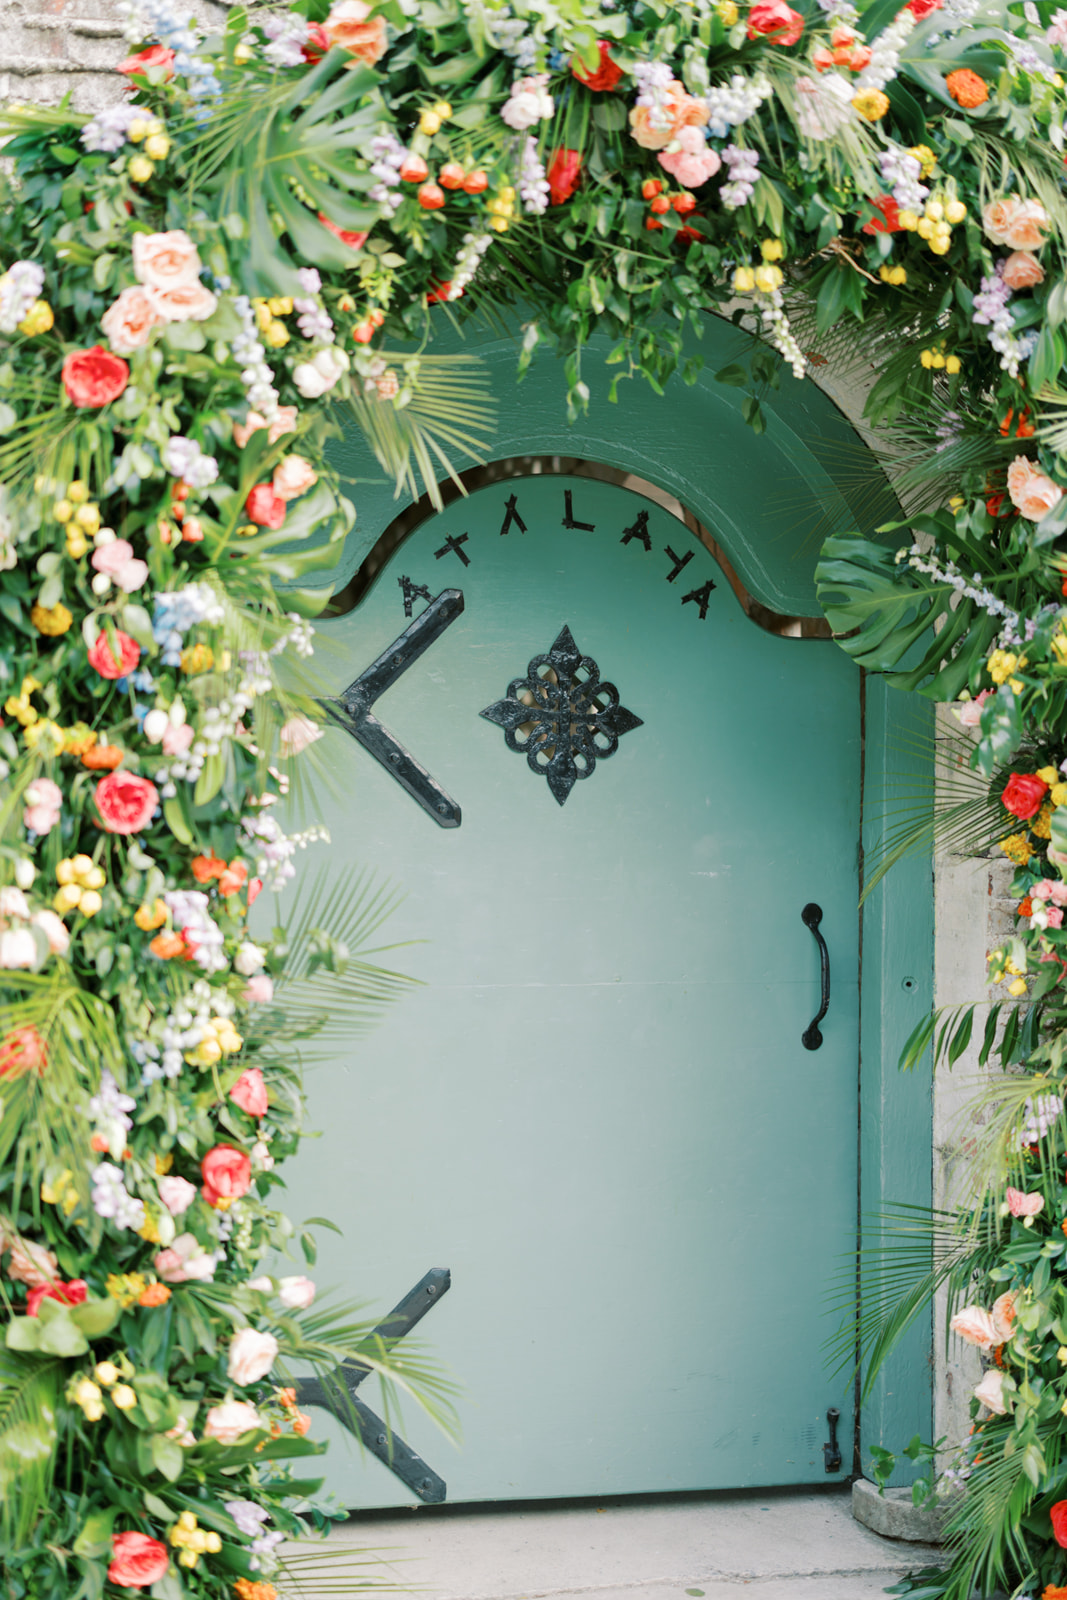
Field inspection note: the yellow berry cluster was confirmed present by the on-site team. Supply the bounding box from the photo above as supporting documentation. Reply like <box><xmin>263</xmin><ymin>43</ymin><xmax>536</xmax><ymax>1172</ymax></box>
<box><xmin>988</xmin><ymin>648</ymin><xmax>1027</xmax><ymax>691</ymax></box>
<box><xmin>897</xmin><ymin>194</ymin><xmax>966</xmax><ymax>256</ymax></box>
<box><xmin>52</xmin><ymin>480</ymin><xmax>107</xmax><ymax>558</ymax></box>
<box><xmin>989</xmin><ymin>949</ymin><xmax>1028</xmax><ymax>996</ymax></box>
<box><xmin>69</xmin><ymin>1376</ymin><xmax>106</xmax><ymax>1422</ymax></box>
<box><xmin>732</xmin><ymin>242</ymin><xmax>786</xmax><ymax>294</ymax></box>
<box><xmin>919</xmin><ymin>340</ymin><xmax>961</xmax><ymax>374</ymax></box>
<box><xmin>4</xmin><ymin>675</ymin><xmax>42</xmax><ymax>727</ymax></box>
<box><xmin>41</xmin><ymin>1167</ymin><xmax>79</xmax><ymax>1216</ymax></box>
<box><xmin>417</xmin><ymin>98</ymin><xmax>453</xmax><ymax>137</ymax></box>
<box><xmin>716</xmin><ymin>0</ymin><xmax>739</xmax><ymax>21</ymax></box>
<box><xmin>253</xmin><ymin>296</ymin><xmax>293</xmax><ymax>349</ymax></box>
<box><xmin>55</xmin><ymin>855</ymin><xmax>106</xmax><ymax>919</ymax></box>
<box><xmin>184</xmin><ymin>1015</ymin><xmax>243</xmax><ymax>1067</ymax></box>
<box><xmin>486</xmin><ymin>184</ymin><xmax>517</xmax><ymax>233</ymax></box>
<box><xmin>878</xmin><ymin>263</ymin><xmax>907</xmax><ymax>286</ymax></box>
<box><xmin>169</xmin><ymin>1512</ymin><xmax>223</xmax><ymax>1568</ymax></box>
<box><xmin>126</xmin><ymin>115</ymin><xmax>169</xmax><ymax>184</ymax></box>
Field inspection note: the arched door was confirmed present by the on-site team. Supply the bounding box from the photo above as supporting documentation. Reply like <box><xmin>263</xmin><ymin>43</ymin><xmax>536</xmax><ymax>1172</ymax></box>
<box><xmin>284</xmin><ymin>465</ymin><xmax>862</xmax><ymax>1507</ymax></box>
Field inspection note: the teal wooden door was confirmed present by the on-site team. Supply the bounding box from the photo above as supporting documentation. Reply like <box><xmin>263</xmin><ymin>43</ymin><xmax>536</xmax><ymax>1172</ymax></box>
<box><xmin>285</xmin><ymin>471</ymin><xmax>860</xmax><ymax>1506</ymax></box>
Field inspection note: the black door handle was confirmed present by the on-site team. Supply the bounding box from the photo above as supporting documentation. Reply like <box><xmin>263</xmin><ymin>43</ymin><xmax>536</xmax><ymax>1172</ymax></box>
<box><xmin>801</xmin><ymin>903</ymin><xmax>829</xmax><ymax>1050</ymax></box>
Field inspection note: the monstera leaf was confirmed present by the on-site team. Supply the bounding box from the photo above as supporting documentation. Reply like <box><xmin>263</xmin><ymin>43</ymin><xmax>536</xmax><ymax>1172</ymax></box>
<box><xmin>0</xmin><ymin>1349</ymin><xmax>60</xmax><ymax>1543</ymax></box>
<box><xmin>815</xmin><ymin>533</ymin><xmax>1000</xmax><ymax>699</ymax></box>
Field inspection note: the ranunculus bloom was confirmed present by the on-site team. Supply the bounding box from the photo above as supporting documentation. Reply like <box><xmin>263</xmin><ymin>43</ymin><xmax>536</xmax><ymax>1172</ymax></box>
<box><xmin>949</xmin><ymin>1304</ymin><xmax>996</xmax><ymax>1349</ymax></box>
<box><xmin>23</xmin><ymin>777</ymin><xmax>62</xmax><ymax>836</ymax></box>
<box><xmin>108</xmin><ymin>1532</ymin><xmax>170</xmax><ymax>1589</ymax></box>
<box><xmin>61</xmin><ymin>345</ymin><xmax>129</xmax><ymax>408</ymax></box>
<box><xmin>244</xmin><ymin>974</ymin><xmax>274</xmax><ymax>1003</ymax></box>
<box><xmin>5</xmin><ymin>1236</ymin><xmax>58</xmax><ymax>1286</ymax></box>
<box><xmin>145</xmin><ymin>282</ymin><xmax>218</xmax><ymax>323</ymax></box>
<box><xmin>88</xmin><ymin>628</ymin><xmax>140</xmax><ymax>680</ymax></box>
<box><xmin>278</xmin><ymin>1275</ymin><xmax>316</xmax><ymax>1309</ymax></box>
<box><xmin>203</xmin><ymin>1400</ymin><xmax>264</xmax><ymax>1445</ymax></box>
<box><xmin>1001</xmin><ymin>250</ymin><xmax>1045</xmax><ymax>290</ymax></box>
<box><xmin>747</xmin><ymin>0</ymin><xmax>804</xmax><ymax>43</ymax></box>
<box><xmin>946</xmin><ymin>67</ymin><xmax>988</xmax><ymax>107</ymax></box>
<box><xmin>1002</xmin><ymin>772</ymin><xmax>1049</xmax><ymax>819</ymax></box>
<box><xmin>101</xmin><ymin>286</ymin><xmax>163</xmax><ymax>354</ymax></box>
<box><xmin>95</xmin><ymin>771</ymin><xmax>159</xmax><ymax>835</ymax></box>
<box><xmin>230</xmin><ymin>1068</ymin><xmax>269</xmax><ymax>1118</ymax></box>
<box><xmin>1052</xmin><ymin>1500</ymin><xmax>1067</xmax><ymax>1548</ymax></box>
<box><xmin>973</xmin><ymin>1368</ymin><xmax>1007</xmax><ymax>1414</ymax></box>
<box><xmin>279</xmin><ymin>715</ymin><xmax>323</xmax><ymax>757</ymax></box>
<box><xmin>991</xmin><ymin>1290</ymin><xmax>1017</xmax><ymax>1342</ymax></box>
<box><xmin>318</xmin><ymin>212</ymin><xmax>369</xmax><ymax>251</ymax></box>
<box><xmin>547</xmin><ymin>148</ymin><xmax>583</xmax><ymax>205</ymax></box>
<box><xmin>658</xmin><ymin>125</ymin><xmax>722</xmax><ymax>188</ymax></box>
<box><xmin>132</xmin><ymin>230</ymin><xmax>201</xmax><ymax>290</ymax></box>
<box><xmin>158</xmin><ymin>1175</ymin><xmax>198</xmax><ymax>1216</ymax></box>
<box><xmin>234</xmin><ymin>406</ymin><xmax>299</xmax><ymax>449</ymax></box>
<box><xmin>26</xmin><ymin>1277</ymin><xmax>87</xmax><ymax>1316</ymax></box>
<box><xmin>272</xmin><ymin>455</ymin><xmax>317</xmax><ymax>501</ymax></box>
<box><xmin>572</xmin><ymin>40</ymin><xmax>623</xmax><ymax>91</ymax></box>
<box><xmin>0</xmin><ymin>1025</ymin><xmax>48</xmax><ymax>1079</ymax></box>
<box><xmin>117</xmin><ymin>43</ymin><xmax>175</xmax><ymax>77</ymax></box>
<box><xmin>1007</xmin><ymin>455</ymin><xmax>1063</xmax><ymax>521</ymax></box>
<box><xmin>1006</xmin><ymin>1185</ymin><xmax>1044</xmax><ymax>1217</ymax></box>
<box><xmin>201</xmin><ymin>1144</ymin><xmax>253</xmax><ymax>1207</ymax></box>
<box><xmin>323</xmin><ymin>0</ymin><xmax>388</xmax><ymax>65</ymax></box>
<box><xmin>228</xmin><ymin>1326</ymin><xmax>279</xmax><ymax>1385</ymax></box>
<box><xmin>155</xmin><ymin>1231</ymin><xmax>216</xmax><ymax>1282</ymax></box>
<box><xmin>246</xmin><ymin>484</ymin><xmax>288</xmax><ymax>528</ymax></box>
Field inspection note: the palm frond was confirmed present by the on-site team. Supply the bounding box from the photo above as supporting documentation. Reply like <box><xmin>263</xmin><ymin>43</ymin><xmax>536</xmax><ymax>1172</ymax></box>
<box><xmin>346</xmin><ymin>353</ymin><xmax>496</xmax><ymax>508</ymax></box>
<box><xmin>0</xmin><ymin>1350</ymin><xmax>61</xmax><ymax>1544</ymax></box>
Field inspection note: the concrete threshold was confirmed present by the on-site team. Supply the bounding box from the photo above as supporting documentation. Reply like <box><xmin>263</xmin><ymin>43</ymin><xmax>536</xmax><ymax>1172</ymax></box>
<box><xmin>313</xmin><ymin>1486</ymin><xmax>943</xmax><ymax>1600</ymax></box>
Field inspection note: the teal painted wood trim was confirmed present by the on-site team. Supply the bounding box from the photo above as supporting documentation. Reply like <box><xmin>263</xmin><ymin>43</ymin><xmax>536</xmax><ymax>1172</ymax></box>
<box><xmin>859</xmin><ymin>675</ymin><xmax>935</xmax><ymax>1482</ymax></box>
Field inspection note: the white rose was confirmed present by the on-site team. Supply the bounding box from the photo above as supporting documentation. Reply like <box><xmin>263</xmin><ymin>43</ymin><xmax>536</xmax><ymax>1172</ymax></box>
<box><xmin>203</xmin><ymin>1399</ymin><xmax>264</xmax><ymax>1445</ymax></box>
<box><xmin>143</xmin><ymin>709</ymin><xmax>170</xmax><ymax>744</ymax></box>
<box><xmin>227</xmin><ymin>1326</ymin><xmax>279</xmax><ymax>1386</ymax></box>
<box><xmin>278</xmin><ymin>1275</ymin><xmax>316</xmax><ymax>1310</ymax></box>
<box><xmin>292</xmin><ymin>362</ymin><xmax>331</xmax><ymax>399</ymax></box>
<box><xmin>31</xmin><ymin>909</ymin><xmax>70</xmax><ymax>956</ymax></box>
<box><xmin>245</xmin><ymin>1276</ymin><xmax>274</xmax><ymax>1294</ymax></box>
<box><xmin>0</xmin><ymin>927</ymin><xmax>37</xmax><ymax>969</ymax></box>
<box><xmin>234</xmin><ymin>941</ymin><xmax>267</xmax><ymax>977</ymax></box>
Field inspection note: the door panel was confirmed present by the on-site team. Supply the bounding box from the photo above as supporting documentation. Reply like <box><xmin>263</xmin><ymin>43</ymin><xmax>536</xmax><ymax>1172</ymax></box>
<box><xmin>284</xmin><ymin>473</ymin><xmax>860</xmax><ymax>1505</ymax></box>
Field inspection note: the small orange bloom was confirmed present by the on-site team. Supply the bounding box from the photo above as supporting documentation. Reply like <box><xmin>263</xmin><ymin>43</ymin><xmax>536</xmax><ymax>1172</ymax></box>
<box><xmin>1018</xmin><ymin>897</ymin><xmax>1034</xmax><ymax>919</ymax></box>
<box><xmin>291</xmin><ymin>1412</ymin><xmax>311</xmax><ymax>1436</ymax></box>
<box><xmin>192</xmin><ymin>854</ymin><xmax>226</xmax><ymax>883</ymax></box>
<box><xmin>82</xmin><ymin>744</ymin><xmax>124</xmax><ymax>771</ymax></box>
<box><xmin>138</xmin><ymin>1282</ymin><xmax>171</xmax><ymax>1307</ymax></box>
<box><xmin>91</xmin><ymin>1132</ymin><xmax>110</xmax><ymax>1153</ymax></box>
<box><xmin>276</xmin><ymin>1387</ymin><xmax>297</xmax><ymax>1408</ymax></box>
<box><xmin>219</xmin><ymin>861</ymin><xmax>248</xmax><ymax>896</ymax></box>
<box><xmin>1061</xmin><ymin>1216</ymin><xmax>1067</xmax><ymax>1236</ymax></box>
<box><xmin>234</xmin><ymin>1581</ymin><xmax>277</xmax><ymax>1600</ymax></box>
<box><xmin>135</xmin><ymin>899</ymin><xmax>167</xmax><ymax>931</ymax></box>
<box><xmin>149</xmin><ymin>931</ymin><xmax>185</xmax><ymax>960</ymax></box>
<box><xmin>1043</xmin><ymin>1585</ymin><xmax>1067</xmax><ymax>1598</ymax></box>
<box><xmin>946</xmin><ymin>68</ymin><xmax>988</xmax><ymax>107</ymax></box>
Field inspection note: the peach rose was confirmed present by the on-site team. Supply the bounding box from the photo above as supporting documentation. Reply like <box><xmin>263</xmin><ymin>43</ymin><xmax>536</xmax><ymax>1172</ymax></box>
<box><xmin>1006</xmin><ymin>1184</ymin><xmax>1045</xmax><ymax>1217</ymax></box>
<box><xmin>5</xmin><ymin>1236</ymin><xmax>58</xmax><ymax>1287</ymax></box>
<box><xmin>132</xmin><ymin>229</ymin><xmax>202</xmax><ymax>290</ymax></box>
<box><xmin>1007</xmin><ymin>455</ymin><xmax>1064</xmax><ymax>521</ymax></box>
<box><xmin>323</xmin><ymin>0</ymin><xmax>388</xmax><ymax>65</ymax></box>
<box><xmin>1004</xmin><ymin>198</ymin><xmax>1051</xmax><ymax>251</ymax></box>
<box><xmin>272</xmin><ymin>454</ymin><xmax>317</xmax><ymax>501</ymax></box>
<box><xmin>973</xmin><ymin>1368</ymin><xmax>1008</xmax><ymax>1414</ymax></box>
<box><xmin>234</xmin><ymin>406</ymin><xmax>299</xmax><ymax>449</ymax></box>
<box><xmin>983</xmin><ymin>196</ymin><xmax>1022</xmax><ymax>246</ymax></box>
<box><xmin>991</xmin><ymin>1290</ymin><xmax>1017</xmax><ymax>1342</ymax></box>
<box><xmin>101</xmin><ymin>285</ymin><xmax>163</xmax><ymax>354</ymax></box>
<box><xmin>227</xmin><ymin>1326</ymin><xmax>279</xmax><ymax>1385</ymax></box>
<box><xmin>949</xmin><ymin>1304</ymin><xmax>997</xmax><ymax>1349</ymax></box>
<box><xmin>1001</xmin><ymin>250</ymin><xmax>1045</xmax><ymax>290</ymax></box>
<box><xmin>203</xmin><ymin>1399</ymin><xmax>264</xmax><ymax>1445</ymax></box>
<box><xmin>145</xmin><ymin>281</ymin><xmax>218</xmax><ymax>323</ymax></box>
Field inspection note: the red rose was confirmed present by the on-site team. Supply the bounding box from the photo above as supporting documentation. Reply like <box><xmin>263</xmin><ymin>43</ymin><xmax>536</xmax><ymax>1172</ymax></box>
<box><xmin>572</xmin><ymin>40</ymin><xmax>624</xmax><ymax>91</ymax></box>
<box><xmin>861</xmin><ymin>195</ymin><xmax>902</xmax><ymax>234</ymax></box>
<box><xmin>26</xmin><ymin>1278</ymin><xmax>87</xmax><ymax>1317</ymax></box>
<box><xmin>88</xmin><ymin>628</ymin><xmax>140</xmax><ymax>681</ymax></box>
<box><xmin>317</xmin><ymin>213</ymin><xmax>368</xmax><ymax>251</ymax></box>
<box><xmin>906</xmin><ymin>0</ymin><xmax>943</xmax><ymax>15</ymax></box>
<box><xmin>201</xmin><ymin>1144</ymin><xmax>253</xmax><ymax>1207</ymax></box>
<box><xmin>0</xmin><ymin>1025</ymin><xmax>47</xmax><ymax>1079</ymax></box>
<box><xmin>548</xmin><ymin>148</ymin><xmax>583</xmax><ymax>206</ymax></box>
<box><xmin>116</xmin><ymin>44</ymin><xmax>175</xmax><ymax>77</ymax></box>
<box><xmin>61</xmin><ymin>345</ymin><xmax>129</xmax><ymax>409</ymax></box>
<box><xmin>302</xmin><ymin>22</ymin><xmax>332</xmax><ymax>60</ymax></box>
<box><xmin>246</xmin><ymin>484</ymin><xmax>287</xmax><ymax>529</ymax></box>
<box><xmin>1002</xmin><ymin>772</ymin><xmax>1049</xmax><ymax>820</ymax></box>
<box><xmin>95</xmin><ymin>771</ymin><xmax>159</xmax><ymax>835</ymax></box>
<box><xmin>108</xmin><ymin>1532</ymin><xmax>170</xmax><ymax>1590</ymax></box>
<box><xmin>1052</xmin><ymin>1501</ymin><xmax>1067</xmax><ymax>1548</ymax></box>
<box><xmin>747</xmin><ymin>0</ymin><xmax>804</xmax><ymax>42</ymax></box>
<box><xmin>229</xmin><ymin>1067</ymin><xmax>269</xmax><ymax>1118</ymax></box>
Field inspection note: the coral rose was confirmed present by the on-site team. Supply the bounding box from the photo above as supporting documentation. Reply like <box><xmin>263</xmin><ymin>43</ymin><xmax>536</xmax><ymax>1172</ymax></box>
<box><xmin>1002</xmin><ymin>772</ymin><xmax>1049</xmax><ymax>819</ymax></box>
<box><xmin>132</xmin><ymin>230</ymin><xmax>201</xmax><ymax>290</ymax></box>
<box><xmin>108</xmin><ymin>1532</ymin><xmax>170</xmax><ymax>1589</ymax></box>
<box><xmin>145</xmin><ymin>282</ymin><xmax>218</xmax><ymax>323</ymax></box>
<box><xmin>949</xmin><ymin>1304</ymin><xmax>996</xmax><ymax>1349</ymax></box>
<box><xmin>572</xmin><ymin>41</ymin><xmax>624</xmax><ymax>91</ymax></box>
<box><xmin>246</xmin><ymin>484</ymin><xmax>288</xmax><ymax>527</ymax></box>
<box><xmin>88</xmin><ymin>628</ymin><xmax>140</xmax><ymax>680</ymax></box>
<box><xmin>61</xmin><ymin>345</ymin><xmax>129</xmax><ymax>408</ymax></box>
<box><xmin>1052</xmin><ymin>1500</ymin><xmax>1067</xmax><ymax>1548</ymax></box>
<box><xmin>227</xmin><ymin>1326</ymin><xmax>279</xmax><ymax>1385</ymax></box>
<box><xmin>323</xmin><ymin>0</ymin><xmax>387</xmax><ymax>65</ymax></box>
<box><xmin>983</xmin><ymin>196</ymin><xmax>1022</xmax><ymax>245</ymax></box>
<box><xmin>230</xmin><ymin>1068</ymin><xmax>269</xmax><ymax>1118</ymax></box>
<box><xmin>1007</xmin><ymin>455</ymin><xmax>1063</xmax><ymax>521</ymax></box>
<box><xmin>0</xmin><ymin>1025</ymin><xmax>47</xmax><ymax>1079</ymax></box>
<box><xmin>26</xmin><ymin>1277</ymin><xmax>87</xmax><ymax>1316</ymax></box>
<box><xmin>548</xmin><ymin>148</ymin><xmax>583</xmax><ymax>205</ymax></box>
<box><xmin>202</xmin><ymin>1144</ymin><xmax>253</xmax><ymax>1207</ymax></box>
<box><xmin>95</xmin><ymin>771</ymin><xmax>159</xmax><ymax>835</ymax></box>
<box><xmin>973</xmin><ymin>1368</ymin><xmax>1007</xmax><ymax>1414</ymax></box>
<box><xmin>1006</xmin><ymin>1184</ymin><xmax>1045</xmax><ymax>1216</ymax></box>
<box><xmin>272</xmin><ymin>455</ymin><xmax>317</xmax><ymax>501</ymax></box>
<box><xmin>5</xmin><ymin>1237</ymin><xmax>57</xmax><ymax>1286</ymax></box>
<box><xmin>203</xmin><ymin>1400</ymin><xmax>263</xmax><ymax>1445</ymax></box>
<box><xmin>101</xmin><ymin>286</ymin><xmax>162</xmax><ymax>354</ymax></box>
<box><xmin>747</xmin><ymin>0</ymin><xmax>804</xmax><ymax>43</ymax></box>
<box><xmin>234</xmin><ymin>406</ymin><xmax>298</xmax><ymax>449</ymax></box>
<box><xmin>946</xmin><ymin>67</ymin><xmax>988</xmax><ymax>107</ymax></box>
<box><xmin>1001</xmin><ymin>250</ymin><xmax>1045</xmax><ymax>289</ymax></box>
<box><xmin>117</xmin><ymin>44</ymin><xmax>175</xmax><ymax>77</ymax></box>
<box><xmin>658</xmin><ymin>126</ymin><xmax>722</xmax><ymax>188</ymax></box>
<box><xmin>629</xmin><ymin>79</ymin><xmax>707</xmax><ymax>149</ymax></box>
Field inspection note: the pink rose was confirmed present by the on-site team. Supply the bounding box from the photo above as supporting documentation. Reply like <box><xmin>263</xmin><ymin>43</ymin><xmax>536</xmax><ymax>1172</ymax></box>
<box><xmin>23</xmin><ymin>777</ymin><xmax>62</xmax><ymax>836</ymax></box>
<box><xmin>1006</xmin><ymin>1185</ymin><xmax>1044</xmax><ymax>1217</ymax></box>
<box><xmin>991</xmin><ymin>1290</ymin><xmax>1017</xmax><ymax>1342</ymax></box>
<box><xmin>1007</xmin><ymin>455</ymin><xmax>1064</xmax><ymax>521</ymax></box>
<box><xmin>272</xmin><ymin>455</ymin><xmax>318</xmax><ymax>501</ymax></box>
<box><xmin>658</xmin><ymin>125</ymin><xmax>722</xmax><ymax>188</ymax></box>
<box><xmin>973</xmin><ymin>1368</ymin><xmax>1008</xmax><ymax>1414</ymax></box>
<box><xmin>229</xmin><ymin>1067</ymin><xmax>269</xmax><ymax>1118</ymax></box>
<box><xmin>233</xmin><ymin>406</ymin><xmax>299</xmax><ymax>449</ymax></box>
<box><xmin>108</xmin><ymin>1532</ymin><xmax>170</xmax><ymax>1590</ymax></box>
<box><xmin>983</xmin><ymin>196</ymin><xmax>1023</xmax><ymax>246</ymax></box>
<box><xmin>101</xmin><ymin>286</ymin><xmax>163</xmax><ymax>354</ymax></box>
<box><xmin>132</xmin><ymin>230</ymin><xmax>202</xmax><ymax>290</ymax></box>
<box><xmin>145</xmin><ymin>282</ymin><xmax>218</xmax><ymax>323</ymax></box>
<box><xmin>162</xmin><ymin>722</ymin><xmax>194</xmax><ymax>757</ymax></box>
<box><xmin>155</xmin><ymin>1231</ymin><xmax>216</xmax><ymax>1282</ymax></box>
<box><xmin>243</xmin><ymin>974</ymin><xmax>274</xmax><ymax>1003</ymax></box>
<box><xmin>203</xmin><ymin>1399</ymin><xmax>264</xmax><ymax>1445</ymax></box>
<box><xmin>279</xmin><ymin>715</ymin><xmax>323</xmax><ymax>757</ymax></box>
<box><xmin>953</xmin><ymin>689</ymin><xmax>991</xmax><ymax>727</ymax></box>
<box><xmin>949</xmin><ymin>1304</ymin><xmax>997</xmax><ymax>1349</ymax></box>
<box><xmin>323</xmin><ymin>0</ymin><xmax>388</xmax><ymax>65</ymax></box>
<box><xmin>201</xmin><ymin>1144</ymin><xmax>252</xmax><ymax>1207</ymax></box>
<box><xmin>31</xmin><ymin>909</ymin><xmax>69</xmax><ymax>955</ymax></box>
<box><xmin>88</xmin><ymin>628</ymin><xmax>140</xmax><ymax>680</ymax></box>
<box><xmin>1048</xmin><ymin>907</ymin><xmax>1064</xmax><ymax>928</ymax></box>
<box><xmin>91</xmin><ymin>538</ymin><xmax>135</xmax><ymax>576</ymax></box>
<box><xmin>227</xmin><ymin>1326</ymin><xmax>278</xmax><ymax>1385</ymax></box>
<box><xmin>157</xmin><ymin>1175</ymin><xmax>198</xmax><ymax>1215</ymax></box>
<box><xmin>95</xmin><ymin>771</ymin><xmax>158</xmax><ymax>835</ymax></box>
<box><xmin>278</xmin><ymin>1275</ymin><xmax>316</xmax><ymax>1310</ymax></box>
<box><xmin>1001</xmin><ymin>250</ymin><xmax>1045</xmax><ymax>290</ymax></box>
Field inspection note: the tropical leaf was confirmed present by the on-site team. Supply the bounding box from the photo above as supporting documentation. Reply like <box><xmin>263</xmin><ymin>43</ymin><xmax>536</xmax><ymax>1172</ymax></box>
<box><xmin>0</xmin><ymin>1349</ymin><xmax>61</xmax><ymax>1543</ymax></box>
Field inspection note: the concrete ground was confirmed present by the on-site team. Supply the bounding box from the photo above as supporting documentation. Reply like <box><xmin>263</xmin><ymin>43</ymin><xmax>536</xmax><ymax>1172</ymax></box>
<box><xmin>320</xmin><ymin>1487</ymin><xmax>943</xmax><ymax>1600</ymax></box>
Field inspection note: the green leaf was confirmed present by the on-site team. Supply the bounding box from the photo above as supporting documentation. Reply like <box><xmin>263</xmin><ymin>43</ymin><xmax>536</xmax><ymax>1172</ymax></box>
<box><xmin>74</xmin><ymin>1504</ymin><xmax>119</xmax><ymax>1557</ymax></box>
<box><xmin>151</xmin><ymin>1432</ymin><xmax>185</xmax><ymax>1482</ymax></box>
<box><xmin>164</xmin><ymin>796</ymin><xmax>194</xmax><ymax>846</ymax></box>
<box><xmin>194</xmin><ymin>752</ymin><xmax>225</xmax><ymax>807</ymax></box>
<box><xmin>34</xmin><ymin>1302</ymin><xmax>90</xmax><ymax>1358</ymax></box>
<box><xmin>0</xmin><ymin>1349</ymin><xmax>61</xmax><ymax>1543</ymax></box>
<box><xmin>69</xmin><ymin>1297</ymin><xmax>122</xmax><ymax>1339</ymax></box>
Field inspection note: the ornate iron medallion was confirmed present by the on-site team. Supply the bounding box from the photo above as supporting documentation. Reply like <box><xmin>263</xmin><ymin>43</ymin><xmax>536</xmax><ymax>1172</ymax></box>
<box><xmin>480</xmin><ymin>624</ymin><xmax>643</xmax><ymax>805</ymax></box>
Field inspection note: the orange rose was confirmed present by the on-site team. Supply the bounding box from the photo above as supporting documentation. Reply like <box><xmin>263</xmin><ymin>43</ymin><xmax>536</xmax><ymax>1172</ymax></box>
<box><xmin>1000</xmin><ymin>250</ymin><xmax>1045</xmax><ymax>289</ymax></box>
<box><xmin>983</xmin><ymin>196</ymin><xmax>1020</xmax><ymax>245</ymax></box>
<box><xmin>323</xmin><ymin>0</ymin><xmax>387</xmax><ymax>66</ymax></box>
<box><xmin>1007</xmin><ymin>455</ymin><xmax>1064</xmax><ymax>521</ymax></box>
